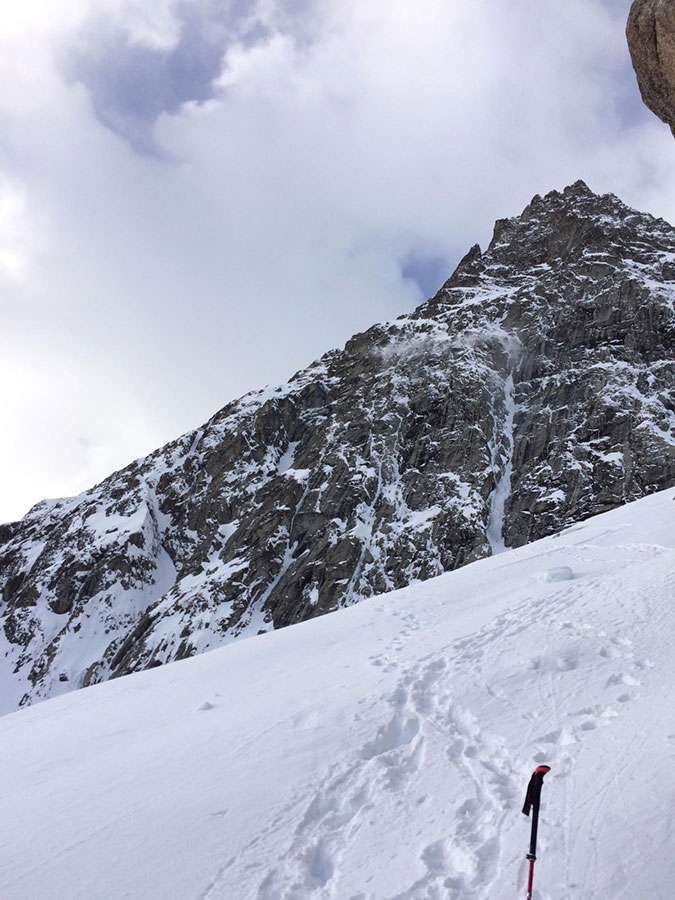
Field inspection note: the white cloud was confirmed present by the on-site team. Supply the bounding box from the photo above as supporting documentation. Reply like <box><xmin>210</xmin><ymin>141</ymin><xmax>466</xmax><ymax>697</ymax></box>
<box><xmin>1</xmin><ymin>0</ymin><xmax>674</xmax><ymax>523</ymax></box>
<box><xmin>0</xmin><ymin>345</ymin><xmax>161</xmax><ymax>520</ymax></box>
<box><xmin>0</xmin><ymin>175</ymin><xmax>41</xmax><ymax>278</ymax></box>
<box><xmin>120</xmin><ymin>1</ymin><xmax>183</xmax><ymax>49</ymax></box>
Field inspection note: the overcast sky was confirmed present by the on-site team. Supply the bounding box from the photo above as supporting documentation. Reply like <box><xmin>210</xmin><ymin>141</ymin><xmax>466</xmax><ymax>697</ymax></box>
<box><xmin>2</xmin><ymin>0</ymin><xmax>675</xmax><ymax>524</ymax></box>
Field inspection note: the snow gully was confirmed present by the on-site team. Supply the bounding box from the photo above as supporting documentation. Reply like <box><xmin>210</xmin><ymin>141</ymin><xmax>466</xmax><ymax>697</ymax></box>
<box><xmin>486</xmin><ymin>371</ymin><xmax>517</xmax><ymax>554</ymax></box>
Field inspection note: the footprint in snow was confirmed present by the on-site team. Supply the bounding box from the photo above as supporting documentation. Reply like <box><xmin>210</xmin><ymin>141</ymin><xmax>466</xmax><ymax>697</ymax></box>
<box><xmin>606</xmin><ymin>672</ymin><xmax>641</xmax><ymax>687</ymax></box>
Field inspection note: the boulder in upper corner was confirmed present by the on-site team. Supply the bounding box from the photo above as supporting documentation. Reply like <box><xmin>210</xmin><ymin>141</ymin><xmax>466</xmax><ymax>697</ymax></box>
<box><xmin>627</xmin><ymin>0</ymin><xmax>675</xmax><ymax>135</ymax></box>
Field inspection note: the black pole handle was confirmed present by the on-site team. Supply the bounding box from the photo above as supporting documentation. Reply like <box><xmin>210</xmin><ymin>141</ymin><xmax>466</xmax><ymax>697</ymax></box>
<box><xmin>522</xmin><ymin>765</ymin><xmax>551</xmax><ymax>859</ymax></box>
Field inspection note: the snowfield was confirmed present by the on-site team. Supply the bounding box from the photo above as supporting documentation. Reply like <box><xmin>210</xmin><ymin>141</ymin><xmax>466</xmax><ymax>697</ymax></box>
<box><xmin>2</xmin><ymin>487</ymin><xmax>675</xmax><ymax>900</ymax></box>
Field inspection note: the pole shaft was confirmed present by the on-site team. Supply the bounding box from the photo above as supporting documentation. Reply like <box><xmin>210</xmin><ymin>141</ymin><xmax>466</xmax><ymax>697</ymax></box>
<box><xmin>526</xmin><ymin>803</ymin><xmax>539</xmax><ymax>898</ymax></box>
<box><xmin>522</xmin><ymin>765</ymin><xmax>550</xmax><ymax>900</ymax></box>
<box><xmin>528</xmin><ymin>799</ymin><xmax>540</xmax><ymax>858</ymax></box>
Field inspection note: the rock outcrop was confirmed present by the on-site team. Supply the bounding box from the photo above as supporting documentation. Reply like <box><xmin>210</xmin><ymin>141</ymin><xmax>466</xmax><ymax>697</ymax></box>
<box><xmin>627</xmin><ymin>0</ymin><xmax>675</xmax><ymax>134</ymax></box>
<box><xmin>1</xmin><ymin>180</ymin><xmax>675</xmax><ymax>713</ymax></box>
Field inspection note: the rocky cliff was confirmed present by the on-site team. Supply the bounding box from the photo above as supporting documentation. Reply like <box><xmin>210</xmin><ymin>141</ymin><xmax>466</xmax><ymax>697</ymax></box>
<box><xmin>1</xmin><ymin>181</ymin><xmax>674</xmax><ymax>713</ymax></box>
<box><xmin>627</xmin><ymin>0</ymin><xmax>675</xmax><ymax>135</ymax></box>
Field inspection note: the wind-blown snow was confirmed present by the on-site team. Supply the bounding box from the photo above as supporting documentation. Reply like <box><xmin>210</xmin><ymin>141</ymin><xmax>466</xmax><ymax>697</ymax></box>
<box><xmin>1</xmin><ymin>488</ymin><xmax>675</xmax><ymax>899</ymax></box>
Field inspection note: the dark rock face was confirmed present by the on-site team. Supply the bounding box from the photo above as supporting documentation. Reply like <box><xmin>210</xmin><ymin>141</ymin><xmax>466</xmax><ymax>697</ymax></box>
<box><xmin>627</xmin><ymin>0</ymin><xmax>675</xmax><ymax>135</ymax></box>
<box><xmin>1</xmin><ymin>181</ymin><xmax>675</xmax><ymax>712</ymax></box>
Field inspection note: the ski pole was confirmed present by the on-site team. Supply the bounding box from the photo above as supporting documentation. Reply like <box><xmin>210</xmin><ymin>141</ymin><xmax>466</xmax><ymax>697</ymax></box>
<box><xmin>522</xmin><ymin>764</ymin><xmax>551</xmax><ymax>900</ymax></box>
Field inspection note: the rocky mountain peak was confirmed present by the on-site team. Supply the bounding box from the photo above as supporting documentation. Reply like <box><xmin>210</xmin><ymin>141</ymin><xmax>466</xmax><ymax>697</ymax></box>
<box><xmin>448</xmin><ymin>180</ymin><xmax>672</xmax><ymax>288</ymax></box>
<box><xmin>1</xmin><ymin>183</ymin><xmax>674</xmax><ymax>713</ymax></box>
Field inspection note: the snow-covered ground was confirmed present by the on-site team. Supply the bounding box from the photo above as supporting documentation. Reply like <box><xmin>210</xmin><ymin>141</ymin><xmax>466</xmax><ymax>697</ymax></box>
<box><xmin>2</xmin><ymin>487</ymin><xmax>675</xmax><ymax>900</ymax></box>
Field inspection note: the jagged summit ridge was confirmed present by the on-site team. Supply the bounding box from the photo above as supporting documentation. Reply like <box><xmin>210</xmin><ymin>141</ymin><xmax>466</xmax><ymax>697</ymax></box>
<box><xmin>443</xmin><ymin>180</ymin><xmax>674</xmax><ymax>289</ymax></box>
<box><xmin>1</xmin><ymin>182</ymin><xmax>674</xmax><ymax>712</ymax></box>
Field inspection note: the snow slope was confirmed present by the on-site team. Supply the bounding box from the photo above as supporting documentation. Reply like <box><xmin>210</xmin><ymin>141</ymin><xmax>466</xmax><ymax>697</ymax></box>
<box><xmin>2</xmin><ymin>488</ymin><xmax>675</xmax><ymax>900</ymax></box>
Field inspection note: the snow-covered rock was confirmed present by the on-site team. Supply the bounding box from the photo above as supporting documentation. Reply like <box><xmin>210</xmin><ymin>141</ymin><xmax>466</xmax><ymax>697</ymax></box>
<box><xmin>1</xmin><ymin>181</ymin><xmax>675</xmax><ymax>712</ymax></box>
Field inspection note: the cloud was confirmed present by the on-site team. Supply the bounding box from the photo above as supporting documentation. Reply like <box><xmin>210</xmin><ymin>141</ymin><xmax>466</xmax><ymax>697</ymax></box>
<box><xmin>0</xmin><ymin>174</ymin><xmax>42</xmax><ymax>278</ymax></box>
<box><xmin>2</xmin><ymin>0</ymin><xmax>675</xmax><ymax>522</ymax></box>
<box><xmin>61</xmin><ymin>1</ymin><xmax>333</xmax><ymax>155</ymax></box>
<box><xmin>0</xmin><ymin>341</ymin><xmax>162</xmax><ymax>519</ymax></box>
<box><xmin>62</xmin><ymin>1</ymin><xmax>253</xmax><ymax>155</ymax></box>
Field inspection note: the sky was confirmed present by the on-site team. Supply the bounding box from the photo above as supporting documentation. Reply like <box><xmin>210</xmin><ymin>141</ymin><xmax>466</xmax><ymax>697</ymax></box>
<box><xmin>2</xmin><ymin>0</ymin><xmax>675</xmax><ymax>524</ymax></box>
